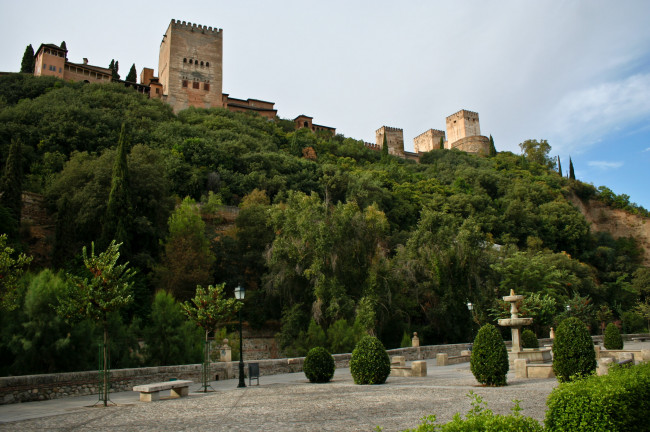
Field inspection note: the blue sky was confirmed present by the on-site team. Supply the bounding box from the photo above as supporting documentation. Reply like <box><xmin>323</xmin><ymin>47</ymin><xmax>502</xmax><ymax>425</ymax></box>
<box><xmin>1</xmin><ymin>0</ymin><xmax>649</xmax><ymax>209</ymax></box>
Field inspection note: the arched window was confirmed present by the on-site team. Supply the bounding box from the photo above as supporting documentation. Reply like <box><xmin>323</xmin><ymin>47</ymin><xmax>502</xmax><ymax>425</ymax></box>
<box><xmin>189</xmin><ymin>59</ymin><xmax>193</xmax><ymax>64</ymax></box>
<box><xmin>200</xmin><ymin>61</ymin><xmax>204</xmax><ymax>66</ymax></box>
<box><xmin>206</xmin><ymin>62</ymin><xmax>210</xmax><ymax>67</ymax></box>
<box><xmin>304</xmin><ymin>121</ymin><xmax>309</xmax><ymax>128</ymax></box>
<box><xmin>183</xmin><ymin>58</ymin><xmax>187</xmax><ymax>63</ymax></box>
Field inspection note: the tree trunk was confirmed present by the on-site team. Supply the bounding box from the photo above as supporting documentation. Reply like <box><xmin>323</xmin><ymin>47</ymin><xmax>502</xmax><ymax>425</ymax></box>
<box><xmin>103</xmin><ymin>318</ymin><xmax>108</xmax><ymax>407</ymax></box>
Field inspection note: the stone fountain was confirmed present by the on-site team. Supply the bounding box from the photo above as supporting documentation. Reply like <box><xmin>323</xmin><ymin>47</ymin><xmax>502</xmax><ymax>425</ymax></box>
<box><xmin>498</xmin><ymin>289</ymin><xmax>552</xmax><ymax>365</ymax></box>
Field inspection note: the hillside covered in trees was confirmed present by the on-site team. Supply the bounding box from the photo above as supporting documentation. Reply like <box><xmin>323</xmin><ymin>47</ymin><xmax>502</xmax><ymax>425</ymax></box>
<box><xmin>1</xmin><ymin>74</ymin><xmax>649</xmax><ymax>376</ymax></box>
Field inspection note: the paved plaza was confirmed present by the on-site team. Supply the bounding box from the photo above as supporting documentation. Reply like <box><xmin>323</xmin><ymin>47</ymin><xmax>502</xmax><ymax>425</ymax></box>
<box><xmin>0</xmin><ymin>360</ymin><xmax>558</xmax><ymax>431</ymax></box>
<box><xmin>1</xmin><ymin>340</ymin><xmax>647</xmax><ymax>431</ymax></box>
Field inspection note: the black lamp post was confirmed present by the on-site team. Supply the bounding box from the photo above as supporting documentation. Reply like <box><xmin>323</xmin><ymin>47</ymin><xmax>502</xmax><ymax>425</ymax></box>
<box><xmin>234</xmin><ymin>285</ymin><xmax>246</xmax><ymax>388</ymax></box>
<box><xmin>467</xmin><ymin>301</ymin><xmax>475</xmax><ymax>340</ymax></box>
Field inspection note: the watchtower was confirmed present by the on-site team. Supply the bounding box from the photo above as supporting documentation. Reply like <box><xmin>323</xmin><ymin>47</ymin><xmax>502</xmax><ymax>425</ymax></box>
<box><xmin>376</xmin><ymin>126</ymin><xmax>404</xmax><ymax>157</ymax></box>
<box><xmin>445</xmin><ymin>110</ymin><xmax>481</xmax><ymax>146</ymax></box>
<box><xmin>413</xmin><ymin>129</ymin><xmax>446</xmax><ymax>153</ymax></box>
<box><xmin>158</xmin><ymin>19</ymin><xmax>223</xmax><ymax>112</ymax></box>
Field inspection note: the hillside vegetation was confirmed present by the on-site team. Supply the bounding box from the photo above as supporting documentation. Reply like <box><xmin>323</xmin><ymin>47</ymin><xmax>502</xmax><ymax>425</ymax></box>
<box><xmin>0</xmin><ymin>75</ymin><xmax>648</xmax><ymax>375</ymax></box>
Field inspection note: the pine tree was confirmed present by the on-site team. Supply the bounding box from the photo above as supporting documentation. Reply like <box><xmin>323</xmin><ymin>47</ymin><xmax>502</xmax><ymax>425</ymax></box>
<box><xmin>101</xmin><ymin>124</ymin><xmax>132</xmax><ymax>255</ymax></box>
<box><xmin>569</xmin><ymin>157</ymin><xmax>576</xmax><ymax>180</ymax></box>
<box><xmin>489</xmin><ymin>135</ymin><xmax>497</xmax><ymax>156</ymax></box>
<box><xmin>126</xmin><ymin>64</ymin><xmax>137</xmax><ymax>83</ymax></box>
<box><xmin>439</xmin><ymin>136</ymin><xmax>444</xmax><ymax>150</ymax></box>
<box><xmin>20</xmin><ymin>45</ymin><xmax>34</xmax><ymax>73</ymax></box>
<box><xmin>0</xmin><ymin>138</ymin><xmax>23</xmax><ymax>230</ymax></box>
<box><xmin>557</xmin><ymin>156</ymin><xmax>562</xmax><ymax>176</ymax></box>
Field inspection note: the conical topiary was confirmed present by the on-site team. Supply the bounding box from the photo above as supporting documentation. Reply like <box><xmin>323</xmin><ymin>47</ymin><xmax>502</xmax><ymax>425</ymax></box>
<box><xmin>552</xmin><ymin>317</ymin><xmax>596</xmax><ymax>382</ymax></box>
<box><xmin>470</xmin><ymin>324</ymin><xmax>509</xmax><ymax>386</ymax></box>
<box><xmin>349</xmin><ymin>336</ymin><xmax>390</xmax><ymax>385</ymax></box>
<box><xmin>603</xmin><ymin>323</ymin><xmax>623</xmax><ymax>350</ymax></box>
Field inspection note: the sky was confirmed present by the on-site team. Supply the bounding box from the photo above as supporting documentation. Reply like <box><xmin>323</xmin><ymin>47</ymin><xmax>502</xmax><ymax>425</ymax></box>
<box><xmin>1</xmin><ymin>0</ymin><xmax>649</xmax><ymax>209</ymax></box>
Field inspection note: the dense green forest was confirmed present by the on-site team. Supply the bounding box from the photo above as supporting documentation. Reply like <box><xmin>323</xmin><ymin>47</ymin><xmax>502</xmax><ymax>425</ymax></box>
<box><xmin>0</xmin><ymin>74</ymin><xmax>648</xmax><ymax>376</ymax></box>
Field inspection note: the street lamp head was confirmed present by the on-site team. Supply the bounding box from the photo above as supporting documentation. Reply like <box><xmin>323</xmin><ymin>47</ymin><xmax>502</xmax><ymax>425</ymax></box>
<box><xmin>466</xmin><ymin>302</ymin><xmax>473</xmax><ymax>311</ymax></box>
<box><xmin>234</xmin><ymin>285</ymin><xmax>245</xmax><ymax>300</ymax></box>
<box><xmin>566</xmin><ymin>304</ymin><xmax>570</xmax><ymax>311</ymax></box>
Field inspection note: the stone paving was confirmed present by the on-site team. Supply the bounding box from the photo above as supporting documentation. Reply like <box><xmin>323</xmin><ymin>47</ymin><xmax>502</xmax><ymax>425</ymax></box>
<box><xmin>0</xmin><ymin>359</ymin><xmax>558</xmax><ymax>431</ymax></box>
<box><xmin>3</xmin><ymin>340</ymin><xmax>648</xmax><ymax>432</ymax></box>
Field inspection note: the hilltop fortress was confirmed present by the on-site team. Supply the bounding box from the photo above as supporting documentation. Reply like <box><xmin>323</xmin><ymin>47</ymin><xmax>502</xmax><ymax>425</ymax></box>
<box><xmin>33</xmin><ymin>19</ymin><xmax>490</xmax><ymax>159</ymax></box>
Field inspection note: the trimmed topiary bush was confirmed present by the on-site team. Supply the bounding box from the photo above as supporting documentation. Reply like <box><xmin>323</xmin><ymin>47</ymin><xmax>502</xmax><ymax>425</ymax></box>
<box><xmin>470</xmin><ymin>324</ymin><xmax>509</xmax><ymax>386</ymax></box>
<box><xmin>521</xmin><ymin>329</ymin><xmax>539</xmax><ymax>349</ymax></box>
<box><xmin>545</xmin><ymin>362</ymin><xmax>650</xmax><ymax>432</ymax></box>
<box><xmin>603</xmin><ymin>322</ymin><xmax>623</xmax><ymax>350</ymax></box>
<box><xmin>349</xmin><ymin>335</ymin><xmax>390</xmax><ymax>385</ymax></box>
<box><xmin>552</xmin><ymin>317</ymin><xmax>596</xmax><ymax>382</ymax></box>
<box><xmin>303</xmin><ymin>346</ymin><xmax>335</xmax><ymax>383</ymax></box>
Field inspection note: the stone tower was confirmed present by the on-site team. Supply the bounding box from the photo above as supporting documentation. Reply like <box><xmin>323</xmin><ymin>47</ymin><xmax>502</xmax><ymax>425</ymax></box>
<box><xmin>445</xmin><ymin>110</ymin><xmax>481</xmax><ymax>145</ymax></box>
<box><xmin>158</xmin><ymin>19</ymin><xmax>223</xmax><ymax>112</ymax></box>
<box><xmin>413</xmin><ymin>129</ymin><xmax>446</xmax><ymax>153</ymax></box>
<box><xmin>376</xmin><ymin>126</ymin><xmax>404</xmax><ymax>157</ymax></box>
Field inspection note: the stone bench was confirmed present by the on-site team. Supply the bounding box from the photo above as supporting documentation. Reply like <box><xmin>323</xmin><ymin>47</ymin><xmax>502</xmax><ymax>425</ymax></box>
<box><xmin>133</xmin><ymin>380</ymin><xmax>193</xmax><ymax>402</ymax></box>
<box><xmin>632</xmin><ymin>337</ymin><xmax>649</xmax><ymax>342</ymax></box>
<box><xmin>435</xmin><ymin>352</ymin><xmax>470</xmax><ymax>366</ymax></box>
<box><xmin>390</xmin><ymin>356</ymin><xmax>427</xmax><ymax>377</ymax></box>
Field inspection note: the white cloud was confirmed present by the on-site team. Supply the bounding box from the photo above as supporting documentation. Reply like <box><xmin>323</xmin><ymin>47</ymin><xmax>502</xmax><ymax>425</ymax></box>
<box><xmin>643</xmin><ymin>147</ymin><xmax>650</xmax><ymax>152</ymax></box>
<box><xmin>546</xmin><ymin>73</ymin><xmax>650</xmax><ymax>155</ymax></box>
<box><xmin>587</xmin><ymin>161</ymin><xmax>624</xmax><ymax>170</ymax></box>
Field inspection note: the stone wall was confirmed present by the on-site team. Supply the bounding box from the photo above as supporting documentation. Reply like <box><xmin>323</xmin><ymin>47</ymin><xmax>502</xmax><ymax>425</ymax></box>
<box><xmin>449</xmin><ymin>135</ymin><xmax>490</xmax><ymax>156</ymax></box>
<box><xmin>446</xmin><ymin>109</ymin><xmax>481</xmax><ymax>145</ymax></box>
<box><xmin>375</xmin><ymin>126</ymin><xmax>404</xmax><ymax>157</ymax></box>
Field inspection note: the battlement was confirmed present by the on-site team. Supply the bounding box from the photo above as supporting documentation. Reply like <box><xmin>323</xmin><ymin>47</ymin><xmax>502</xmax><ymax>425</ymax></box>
<box><xmin>446</xmin><ymin>109</ymin><xmax>479</xmax><ymax>121</ymax></box>
<box><xmin>170</xmin><ymin>19</ymin><xmax>222</xmax><ymax>35</ymax></box>
<box><xmin>365</xmin><ymin>142</ymin><xmax>380</xmax><ymax>151</ymax></box>
<box><xmin>414</xmin><ymin>128</ymin><xmax>445</xmax><ymax>140</ymax></box>
<box><xmin>376</xmin><ymin>126</ymin><xmax>403</xmax><ymax>134</ymax></box>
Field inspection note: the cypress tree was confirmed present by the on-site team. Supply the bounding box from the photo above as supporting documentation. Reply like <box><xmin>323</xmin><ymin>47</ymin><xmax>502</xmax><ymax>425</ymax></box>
<box><xmin>101</xmin><ymin>124</ymin><xmax>132</xmax><ymax>254</ymax></box>
<box><xmin>381</xmin><ymin>132</ymin><xmax>389</xmax><ymax>158</ymax></box>
<box><xmin>489</xmin><ymin>135</ymin><xmax>497</xmax><ymax>156</ymax></box>
<box><xmin>20</xmin><ymin>45</ymin><xmax>34</xmax><ymax>73</ymax></box>
<box><xmin>109</xmin><ymin>59</ymin><xmax>120</xmax><ymax>81</ymax></box>
<box><xmin>126</xmin><ymin>64</ymin><xmax>137</xmax><ymax>83</ymax></box>
<box><xmin>0</xmin><ymin>138</ymin><xmax>23</xmax><ymax>230</ymax></box>
<box><xmin>439</xmin><ymin>136</ymin><xmax>444</xmax><ymax>150</ymax></box>
<box><xmin>557</xmin><ymin>156</ymin><xmax>562</xmax><ymax>176</ymax></box>
<box><xmin>569</xmin><ymin>157</ymin><xmax>576</xmax><ymax>180</ymax></box>
<box><xmin>59</xmin><ymin>41</ymin><xmax>67</xmax><ymax>52</ymax></box>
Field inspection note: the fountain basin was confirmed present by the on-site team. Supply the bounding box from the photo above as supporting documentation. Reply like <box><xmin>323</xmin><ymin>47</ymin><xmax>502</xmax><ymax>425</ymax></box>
<box><xmin>503</xmin><ymin>295</ymin><xmax>524</xmax><ymax>302</ymax></box>
<box><xmin>498</xmin><ymin>317</ymin><xmax>533</xmax><ymax>327</ymax></box>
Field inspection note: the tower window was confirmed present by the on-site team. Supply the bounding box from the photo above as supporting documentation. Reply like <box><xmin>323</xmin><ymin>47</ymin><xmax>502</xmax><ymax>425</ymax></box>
<box><xmin>182</xmin><ymin>80</ymin><xmax>188</xmax><ymax>88</ymax></box>
<box><xmin>204</xmin><ymin>83</ymin><xmax>210</xmax><ymax>91</ymax></box>
<box><xmin>192</xmin><ymin>82</ymin><xmax>199</xmax><ymax>89</ymax></box>
<box><xmin>189</xmin><ymin>59</ymin><xmax>193</xmax><ymax>64</ymax></box>
<box><xmin>200</xmin><ymin>61</ymin><xmax>204</xmax><ymax>66</ymax></box>
<box><xmin>183</xmin><ymin>58</ymin><xmax>187</xmax><ymax>63</ymax></box>
<box><xmin>206</xmin><ymin>62</ymin><xmax>210</xmax><ymax>67</ymax></box>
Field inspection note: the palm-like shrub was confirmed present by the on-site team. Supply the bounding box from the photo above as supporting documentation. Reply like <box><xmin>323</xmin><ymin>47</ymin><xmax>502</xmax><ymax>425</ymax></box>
<box><xmin>303</xmin><ymin>346</ymin><xmax>335</xmax><ymax>383</ymax></box>
<box><xmin>552</xmin><ymin>317</ymin><xmax>597</xmax><ymax>382</ymax></box>
<box><xmin>603</xmin><ymin>323</ymin><xmax>623</xmax><ymax>350</ymax></box>
<box><xmin>521</xmin><ymin>329</ymin><xmax>539</xmax><ymax>349</ymax></box>
<box><xmin>470</xmin><ymin>324</ymin><xmax>509</xmax><ymax>386</ymax></box>
<box><xmin>350</xmin><ymin>336</ymin><xmax>390</xmax><ymax>385</ymax></box>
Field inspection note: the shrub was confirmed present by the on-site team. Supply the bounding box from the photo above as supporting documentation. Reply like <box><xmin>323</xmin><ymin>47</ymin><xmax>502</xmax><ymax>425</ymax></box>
<box><xmin>622</xmin><ymin>310</ymin><xmax>645</xmax><ymax>333</ymax></box>
<box><xmin>402</xmin><ymin>392</ymin><xmax>543</xmax><ymax>432</ymax></box>
<box><xmin>470</xmin><ymin>324</ymin><xmax>509</xmax><ymax>386</ymax></box>
<box><xmin>545</xmin><ymin>362</ymin><xmax>650</xmax><ymax>432</ymax></box>
<box><xmin>603</xmin><ymin>322</ymin><xmax>623</xmax><ymax>350</ymax></box>
<box><xmin>521</xmin><ymin>329</ymin><xmax>539</xmax><ymax>349</ymax></box>
<box><xmin>552</xmin><ymin>317</ymin><xmax>596</xmax><ymax>382</ymax></box>
<box><xmin>349</xmin><ymin>336</ymin><xmax>390</xmax><ymax>385</ymax></box>
<box><xmin>303</xmin><ymin>346</ymin><xmax>335</xmax><ymax>383</ymax></box>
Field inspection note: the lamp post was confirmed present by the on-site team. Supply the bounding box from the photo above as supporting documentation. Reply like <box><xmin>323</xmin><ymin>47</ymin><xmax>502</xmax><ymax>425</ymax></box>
<box><xmin>234</xmin><ymin>285</ymin><xmax>246</xmax><ymax>388</ymax></box>
<box><xmin>467</xmin><ymin>301</ymin><xmax>475</xmax><ymax>340</ymax></box>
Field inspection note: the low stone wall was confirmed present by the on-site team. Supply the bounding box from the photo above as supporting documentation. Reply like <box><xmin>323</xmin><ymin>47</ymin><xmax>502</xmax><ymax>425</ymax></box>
<box><xmin>0</xmin><ymin>342</ymin><xmax>471</xmax><ymax>405</ymax></box>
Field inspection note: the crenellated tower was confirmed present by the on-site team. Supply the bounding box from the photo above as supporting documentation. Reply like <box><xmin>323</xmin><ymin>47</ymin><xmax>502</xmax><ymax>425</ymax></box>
<box><xmin>376</xmin><ymin>126</ymin><xmax>405</xmax><ymax>157</ymax></box>
<box><xmin>158</xmin><ymin>19</ymin><xmax>223</xmax><ymax>112</ymax></box>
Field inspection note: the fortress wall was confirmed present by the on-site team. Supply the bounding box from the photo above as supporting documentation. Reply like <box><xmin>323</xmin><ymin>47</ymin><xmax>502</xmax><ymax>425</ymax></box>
<box><xmin>449</xmin><ymin>135</ymin><xmax>490</xmax><ymax>156</ymax></box>
<box><xmin>376</xmin><ymin>126</ymin><xmax>404</xmax><ymax>157</ymax></box>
